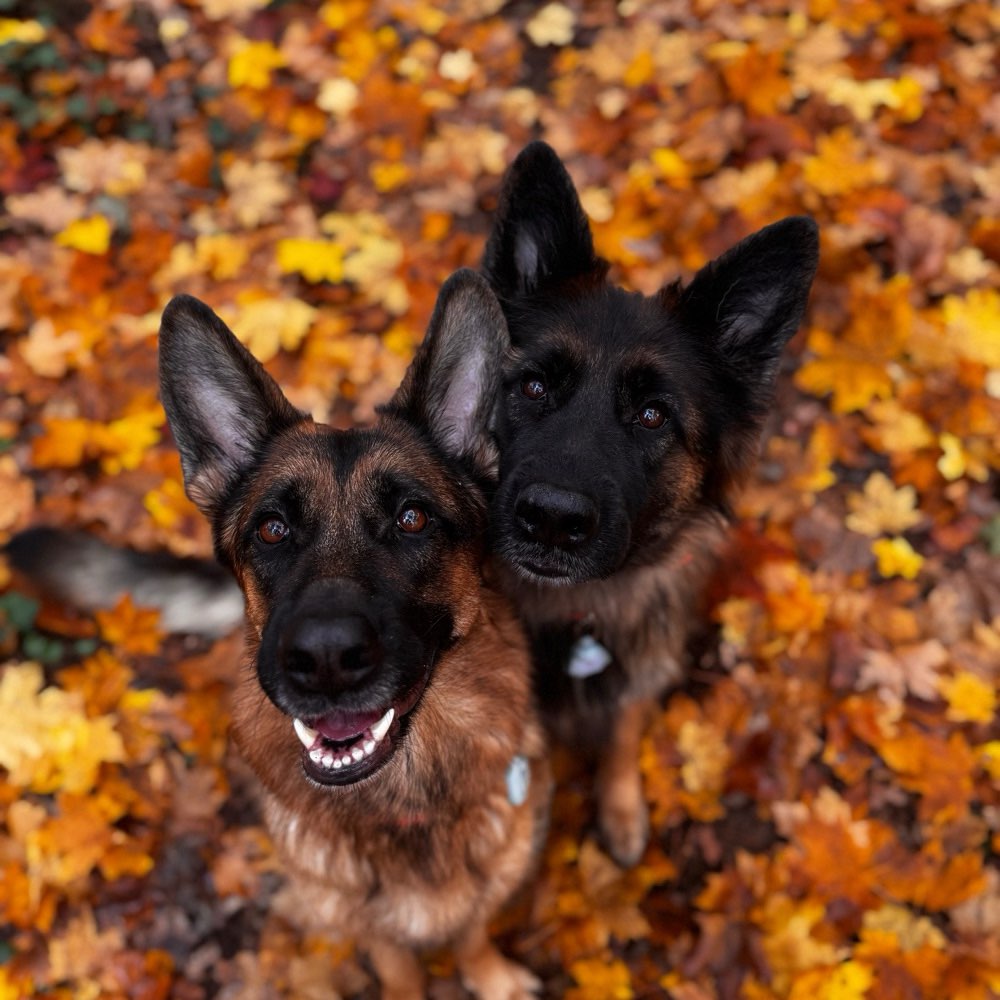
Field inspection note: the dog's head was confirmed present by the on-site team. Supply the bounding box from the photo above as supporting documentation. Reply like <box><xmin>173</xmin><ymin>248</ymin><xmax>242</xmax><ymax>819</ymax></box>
<box><xmin>159</xmin><ymin>270</ymin><xmax>509</xmax><ymax>789</ymax></box>
<box><xmin>482</xmin><ymin>141</ymin><xmax>819</xmax><ymax>585</ymax></box>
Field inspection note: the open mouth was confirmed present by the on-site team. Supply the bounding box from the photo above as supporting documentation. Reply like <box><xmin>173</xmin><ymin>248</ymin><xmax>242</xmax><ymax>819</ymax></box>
<box><xmin>291</xmin><ymin>675</ymin><xmax>429</xmax><ymax>787</ymax></box>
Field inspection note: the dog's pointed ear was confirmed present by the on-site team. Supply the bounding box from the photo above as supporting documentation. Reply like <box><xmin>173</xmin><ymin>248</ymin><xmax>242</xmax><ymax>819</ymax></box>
<box><xmin>678</xmin><ymin>216</ymin><xmax>819</xmax><ymax>378</ymax></box>
<box><xmin>158</xmin><ymin>294</ymin><xmax>306</xmax><ymax>517</ymax></box>
<box><xmin>384</xmin><ymin>269</ymin><xmax>509</xmax><ymax>474</ymax></box>
<box><xmin>482</xmin><ymin>141</ymin><xmax>598</xmax><ymax>300</ymax></box>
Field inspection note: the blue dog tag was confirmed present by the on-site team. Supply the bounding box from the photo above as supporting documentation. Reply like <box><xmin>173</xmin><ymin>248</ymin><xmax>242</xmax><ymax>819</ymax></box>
<box><xmin>566</xmin><ymin>635</ymin><xmax>612</xmax><ymax>678</ymax></box>
<box><xmin>506</xmin><ymin>754</ymin><xmax>530</xmax><ymax>806</ymax></box>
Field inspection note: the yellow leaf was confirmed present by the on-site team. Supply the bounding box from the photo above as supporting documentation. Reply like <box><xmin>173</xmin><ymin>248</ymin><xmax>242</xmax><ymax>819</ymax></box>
<box><xmin>316</xmin><ymin>77</ymin><xmax>359</xmax><ymax>117</ymax></box>
<box><xmin>823</xmin><ymin>75</ymin><xmax>924</xmax><ymax>122</ymax></box>
<box><xmin>229</xmin><ymin>296</ymin><xmax>317</xmax><ymax>363</ymax></box>
<box><xmin>566</xmin><ymin>956</ymin><xmax>632</xmax><ymax>1000</ymax></box>
<box><xmin>942</xmin><ymin>288</ymin><xmax>1000</xmax><ymax>368</ymax></box>
<box><xmin>526</xmin><ymin>3</ymin><xmax>575</xmax><ymax>47</ymax></box>
<box><xmin>861</xmin><ymin>400</ymin><xmax>934</xmax><ymax>454</ymax></box>
<box><xmin>846</xmin><ymin>472</ymin><xmax>923</xmax><ymax>537</ymax></box>
<box><xmin>756</xmin><ymin>895</ymin><xmax>844</xmax><ymax>995</ymax></box>
<box><xmin>227</xmin><ymin>39</ymin><xmax>285</xmax><ymax>89</ymax></box>
<box><xmin>872</xmin><ymin>537</ymin><xmax>924</xmax><ymax>580</ymax></box>
<box><xmin>0</xmin><ymin>18</ymin><xmax>46</xmax><ymax>45</ymax></box>
<box><xmin>96</xmin><ymin>408</ymin><xmax>163</xmax><ymax>474</ymax></box>
<box><xmin>794</xmin><ymin>329</ymin><xmax>894</xmax><ymax>414</ymax></box>
<box><xmin>788</xmin><ymin>961</ymin><xmax>874</xmax><ymax>1000</ymax></box>
<box><xmin>939</xmin><ymin>672</ymin><xmax>996</xmax><ymax>724</ymax></box>
<box><xmin>937</xmin><ymin>432</ymin><xmax>988</xmax><ymax>483</ymax></box>
<box><xmin>276</xmin><ymin>238</ymin><xmax>344</xmax><ymax>283</ymax></box>
<box><xmin>55</xmin><ymin>215</ymin><xmax>112</xmax><ymax>254</ymax></box>
<box><xmin>0</xmin><ymin>663</ymin><xmax>125</xmax><ymax>794</ymax></box>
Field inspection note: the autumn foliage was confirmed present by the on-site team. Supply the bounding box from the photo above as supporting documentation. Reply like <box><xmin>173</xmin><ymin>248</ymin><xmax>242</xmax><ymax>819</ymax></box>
<box><xmin>1</xmin><ymin>1</ymin><xmax>999</xmax><ymax>998</ymax></box>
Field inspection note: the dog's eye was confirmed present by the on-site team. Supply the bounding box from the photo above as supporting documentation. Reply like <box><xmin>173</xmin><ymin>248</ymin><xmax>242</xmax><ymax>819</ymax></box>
<box><xmin>521</xmin><ymin>378</ymin><xmax>546</xmax><ymax>401</ymax></box>
<box><xmin>637</xmin><ymin>404</ymin><xmax>666</xmax><ymax>429</ymax></box>
<box><xmin>397</xmin><ymin>506</ymin><xmax>428</xmax><ymax>534</ymax></box>
<box><xmin>258</xmin><ymin>517</ymin><xmax>290</xmax><ymax>544</ymax></box>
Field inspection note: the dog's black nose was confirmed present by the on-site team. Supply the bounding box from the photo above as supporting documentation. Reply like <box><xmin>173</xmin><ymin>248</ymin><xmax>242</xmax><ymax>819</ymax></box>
<box><xmin>282</xmin><ymin>614</ymin><xmax>382</xmax><ymax>692</ymax></box>
<box><xmin>514</xmin><ymin>483</ymin><xmax>599</xmax><ymax>550</ymax></box>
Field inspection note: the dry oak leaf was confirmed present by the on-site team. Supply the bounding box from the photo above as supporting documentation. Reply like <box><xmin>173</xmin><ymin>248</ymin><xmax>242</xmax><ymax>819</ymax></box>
<box><xmin>845</xmin><ymin>472</ymin><xmax>924</xmax><ymax>537</ymax></box>
<box><xmin>0</xmin><ymin>662</ymin><xmax>124</xmax><ymax>794</ymax></box>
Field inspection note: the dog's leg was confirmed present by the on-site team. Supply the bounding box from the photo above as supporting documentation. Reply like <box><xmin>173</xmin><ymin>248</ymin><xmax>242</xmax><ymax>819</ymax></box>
<box><xmin>453</xmin><ymin>922</ymin><xmax>540</xmax><ymax>1000</ymax></box>
<box><xmin>367</xmin><ymin>939</ymin><xmax>425</xmax><ymax>1000</ymax></box>
<box><xmin>596</xmin><ymin>698</ymin><xmax>652</xmax><ymax>868</ymax></box>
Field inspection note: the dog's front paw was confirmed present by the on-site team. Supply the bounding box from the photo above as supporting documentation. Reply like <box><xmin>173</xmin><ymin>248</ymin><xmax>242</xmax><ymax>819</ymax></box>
<box><xmin>598</xmin><ymin>791</ymin><xmax>649</xmax><ymax>868</ymax></box>
<box><xmin>460</xmin><ymin>953</ymin><xmax>541</xmax><ymax>1000</ymax></box>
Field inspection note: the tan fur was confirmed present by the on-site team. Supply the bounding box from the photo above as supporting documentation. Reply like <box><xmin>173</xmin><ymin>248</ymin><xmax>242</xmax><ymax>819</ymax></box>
<box><xmin>228</xmin><ymin>421</ymin><xmax>550</xmax><ymax>997</ymax></box>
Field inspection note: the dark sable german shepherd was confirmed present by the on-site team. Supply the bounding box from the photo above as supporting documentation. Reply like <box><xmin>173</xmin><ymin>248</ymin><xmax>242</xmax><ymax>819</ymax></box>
<box><xmin>481</xmin><ymin>142</ymin><xmax>819</xmax><ymax>866</ymax></box>
<box><xmin>158</xmin><ymin>271</ymin><xmax>549</xmax><ymax>1000</ymax></box>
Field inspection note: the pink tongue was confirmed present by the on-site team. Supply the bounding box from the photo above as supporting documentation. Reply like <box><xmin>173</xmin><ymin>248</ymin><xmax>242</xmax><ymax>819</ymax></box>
<box><xmin>312</xmin><ymin>708</ymin><xmax>384</xmax><ymax>741</ymax></box>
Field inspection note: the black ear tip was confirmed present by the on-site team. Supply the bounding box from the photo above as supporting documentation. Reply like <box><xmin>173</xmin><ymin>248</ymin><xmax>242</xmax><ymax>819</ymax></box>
<box><xmin>516</xmin><ymin>139</ymin><xmax>561</xmax><ymax>165</ymax></box>
<box><xmin>161</xmin><ymin>293</ymin><xmax>216</xmax><ymax>332</ymax></box>
<box><xmin>435</xmin><ymin>268</ymin><xmax>507</xmax><ymax>326</ymax></box>
<box><xmin>771</xmin><ymin>215</ymin><xmax>820</xmax><ymax>251</ymax></box>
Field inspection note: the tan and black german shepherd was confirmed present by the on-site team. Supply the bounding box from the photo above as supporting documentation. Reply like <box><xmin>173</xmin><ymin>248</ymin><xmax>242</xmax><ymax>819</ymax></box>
<box><xmin>481</xmin><ymin>142</ymin><xmax>819</xmax><ymax>866</ymax></box>
<box><xmin>157</xmin><ymin>271</ymin><xmax>549</xmax><ymax>999</ymax></box>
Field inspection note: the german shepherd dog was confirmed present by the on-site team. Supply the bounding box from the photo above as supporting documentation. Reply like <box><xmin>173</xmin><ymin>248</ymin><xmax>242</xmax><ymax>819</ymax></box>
<box><xmin>481</xmin><ymin>142</ymin><xmax>819</xmax><ymax>866</ymax></box>
<box><xmin>157</xmin><ymin>271</ymin><xmax>549</xmax><ymax>1000</ymax></box>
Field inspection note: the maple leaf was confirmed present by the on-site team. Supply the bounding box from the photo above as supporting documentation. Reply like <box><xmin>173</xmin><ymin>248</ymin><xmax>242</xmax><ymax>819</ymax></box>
<box><xmin>872</xmin><ymin>537</ymin><xmax>925</xmax><ymax>580</ymax></box>
<box><xmin>228</xmin><ymin>295</ymin><xmax>318</xmax><ymax>363</ymax></box>
<box><xmin>845</xmin><ymin>472</ymin><xmax>924</xmax><ymax>537</ymax></box>
<box><xmin>96</xmin><ymin>595</ymin><xmax>163</xmax><ymax>656</ymax></box>
<box><xmin>0</xmin><ymin>662</ymin><xmax>125</xmax><ymax>794</ymax></box>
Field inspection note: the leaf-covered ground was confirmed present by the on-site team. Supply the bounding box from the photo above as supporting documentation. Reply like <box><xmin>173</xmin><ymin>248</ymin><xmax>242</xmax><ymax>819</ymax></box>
<box><xmin>1</xmin><ymin>1</ymin><xmax>999</xmax><ymax>998</ymax></box>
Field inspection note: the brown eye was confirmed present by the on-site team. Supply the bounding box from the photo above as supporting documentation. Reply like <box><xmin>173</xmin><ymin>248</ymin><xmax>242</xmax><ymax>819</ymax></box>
<box><xmin>258</xmin><ymin>517</ymin><xmax>290</xmax><ymax>544</ymax></box>
<box><xmin>522</xmin><ymin>378</ymin><xmax>546</xmax><ymax>400</ymax></box>
<box><xmin>397</xmin><ymin>506</ymin><xmax>428</xmax><ymax>533</ymax></box>
<box><xmin>637</xmin><ymin>404</ymin><xmax>666</xmax><ymax>429</ymax></box>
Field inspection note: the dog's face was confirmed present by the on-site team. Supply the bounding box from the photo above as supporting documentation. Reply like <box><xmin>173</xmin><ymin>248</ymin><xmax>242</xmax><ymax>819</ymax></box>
<box><xmin>159</xmin><ymin>271</ymin><xmax>508</xmax><ymax>789</ymax></box>
<box><xmin>483</xmin><ymin>142</ymin><xmax>820</xmax><ymax>585</ymax></box>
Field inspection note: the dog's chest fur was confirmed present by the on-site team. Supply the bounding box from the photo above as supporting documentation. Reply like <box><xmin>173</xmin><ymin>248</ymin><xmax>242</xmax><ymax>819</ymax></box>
<box><xmin>231</xmin><ymin>594</ymin><xmax>550</xmax><ymax>947</ymax></box>
<box><xmin>494</xmin><ymin>514</ymin><xmax>726</xmax><ymax>740</ymax></box>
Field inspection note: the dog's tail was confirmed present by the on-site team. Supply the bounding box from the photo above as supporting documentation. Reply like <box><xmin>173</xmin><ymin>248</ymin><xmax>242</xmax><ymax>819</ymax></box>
<box><xmin>5</xmin><ymin>527</ymin><xmax>244</xmax><ymax>638</ymax></box>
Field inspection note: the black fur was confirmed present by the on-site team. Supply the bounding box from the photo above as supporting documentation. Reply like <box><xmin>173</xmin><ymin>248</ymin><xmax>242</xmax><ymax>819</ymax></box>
<box><xmin>483</xmin><ymin>142</ymin><xmax>819</xmax><ymax>585</ymax></box>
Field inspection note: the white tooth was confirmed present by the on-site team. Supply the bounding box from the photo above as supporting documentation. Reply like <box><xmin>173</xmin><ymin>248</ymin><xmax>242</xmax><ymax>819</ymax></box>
<box><xmin>363</xmin><ymin>739</ymin><xmax>375</xmax><ymax>755</ymax></box>
<box><xmin>294</xmin><ymin>718</ymin><xmax>318</xmax><ymax>749</ymax></box>
<box><xmin>351</xmin><ymin>747</ymin><xmax>364</xmax><ymax>762</ymax></box>
<box><xmin>322</xmin><ymin>754</ymin><xmax>335</xmax><ymax>768</ymax></box>
<box><xmin>370</xmin><ymin>707</ymin><xmax>394</xmax><ymax>744</ymax></box>
<box><xmin>341</xmin><ymin>754</ymin><xmax>353</xmax><ymax>767</ymax></box>
<box><xmin>332</xmin><ymin>758</ymin><xmax>343</xmax><ymax>769</ymax></box>
<box><xmin>309</xmin><ymin>748</ymin><xmax>324</xmax><ymax>763</ymax></box>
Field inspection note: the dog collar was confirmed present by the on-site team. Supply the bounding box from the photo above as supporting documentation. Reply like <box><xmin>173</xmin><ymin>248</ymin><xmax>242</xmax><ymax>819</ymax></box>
<box><xmin>566</xmin><ymin>634</ymin><xmax>613</xmax><ymax>678</ymax></box>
